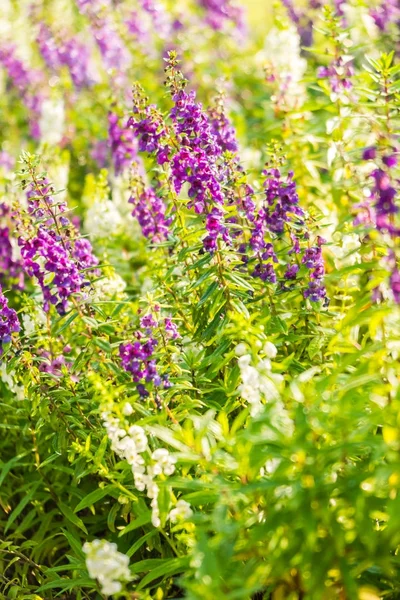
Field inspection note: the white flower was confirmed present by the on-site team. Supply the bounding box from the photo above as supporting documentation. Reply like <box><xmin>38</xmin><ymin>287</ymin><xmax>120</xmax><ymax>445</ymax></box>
<box><xmin>128</xmin><ymin>425</ymin><xmax>147</xmax><ymax>453</ymax></box>
<box><xmin>151</xmin><ymin>448</ymin><xmax>177</xmax><ymax>476</ymax></box>
<box><xmin>0</xmin><ymin>363</ymin><xmax>24</xmax><ymax>400</ymax></box>
<box><xmin>263</xmin><ymin>341</ymin><xmax>277</xmax><ymax>359</ymax></box>
<box><xmin>21</xmin><ymin>306</ymin><xmax>47</xmax><ymax>336</ymax></box>
<box><xmin>168</xmin><ymin>499</ymin><xmax>193</xmax><ymax>523</ymax></box>
<box><xmin>235</xmin><ymin>343</ymin><xmax>247</xmax><ymax>356</ymax></box>
<box><xmin>257</xmin><ymin>26</ymin><xmax>307</xmax><ymax>108</ymax></box>
<box><xmin>85</xmin><ymin>200</ymin><xmax>122</xmax><ymax>239</ymax></box>
<box><xmin>91</xmin><ymin>273</ymin><xmax>126</xmax><ymax>301</ymax></box>
<box><xmin>122</xmin><ymin>402</ymin><xmax>134</xmax><ymax>416</ymax></box>
<box><xmin>83</xmin><ymin>539</ymin><xmax>130</xmax><ymax>596</ymax></box>
<box><xmin>39</xmin><ymin>98</ymin><xmax>65</xmax><ymax>146</ymax></box>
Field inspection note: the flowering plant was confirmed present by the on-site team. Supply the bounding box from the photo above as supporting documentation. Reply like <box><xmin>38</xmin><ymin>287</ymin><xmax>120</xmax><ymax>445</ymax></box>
<box><xmin>1</xmin><ymin>1</ymin><xmax>400</xmax><ymax>599</ymax></box>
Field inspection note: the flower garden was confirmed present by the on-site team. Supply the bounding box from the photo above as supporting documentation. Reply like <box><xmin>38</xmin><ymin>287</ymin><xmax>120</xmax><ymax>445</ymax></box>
<box><xmin>1</xmin><ymin>0</ymin><xmax>400</xmax><ymax>598</ymax></box>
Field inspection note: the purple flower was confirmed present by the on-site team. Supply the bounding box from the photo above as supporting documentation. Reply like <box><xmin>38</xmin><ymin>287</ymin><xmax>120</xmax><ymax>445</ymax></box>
<box><xmin>207</xmin><ymin>104</ymin><xmax>238</xmax><ymax>154</ymax></box>
<box><xmin>0</xmin><ymin>204</ymin><xmax>25</xmax><ymax>291</ymax></box>
<box><xmin>0</xmin><ymin>151</ymin><xmax>15</xmax><ymax>171</ymax></box>
<box><xmin>363</xmin><ymin>147</ymin><xmax>377</xmax><ymax>161</ymax></box>
<box><xmin>170</xmin><ymin>90</ymin><xmax>220</xmax><ymax>157</ymax></box>
<box><xmin>91</xmin><ymin>140</ymin><xmax>109</xmax><ymax>168</ymax></box>
<box><xmin>129</xmin><ymin>175</ymin><xmax>171</xmax><ymax>243</ymax></box>
<box><xmin>284</xmin><ymin>264</ymin><xmax>299</xmax><ymax>280</ymax></box>
<box><xmin>370</xmin><ymin>0</ymin><xmax>400</xmax><ymax>32</ymax></box>
<box><xmin>0</xmin><ymin>44</ymin><xmax>45</xmax><ymax>139</ymax></box>
<box><xmin>390</xmin><ymin>268</ymin><xmax>400</xmax><ymax>303</ymax></box>
<box><xmin>0</xmin><ymin>284</ymin><xmax>20</xmax><ymax>354</ymax></box>
<box><xmin>76</xmin><ymin>0</ymin><xmax>129</xmax><ymax>77</ymax></box>
<box><xmin>317</xmin><ymin>57</ymin><xmax>353</xmax><ymax>94</ymax></box>
<box><xmin>263</xmin><ymin>168</ymin><xmax>304</xmax><ymax>234</ymax></box>
<box><xmin>108</xmin><ymin>113</ymin><xmax>137</xmax><ymax>174</ymax></box>
<box><xmin>252</xmin><ymin>262</ymin><xmax>277</xmax><ymax>283</ymax></box>
<box><xmin>38</xmin><ymin>350</ymin><xmax>72</xmax><ymax>376</ymax></box>
<box><xmin>18</xmin><ymin>176</ymin><xmax>98</xmax><ymax>314</ymax></box>
<box><xmin>20</xmin><ymin>227</ymin><xmax>83</xmax><ymax>314</ymax></box>
<box><xmin>128</xmin><ymin>106</ymin><xmax>168</xmax><ymax>163</ymax></box>
<box><xmin>37</xmin><ymin>24</ymin><xmax>61</xmax><ymax>70</ymax></box>
<box><xmin>302</xmin><ymin>244</ymin><xmax>327</xmax><ymax>302</ymax></box>
<box><xmin>164</xmin><ymin>318</ymin><xmax>180</xmax><ymax>339</ymax></box>
<box><xmin>120</xmin><ymin>311</ymin><xmax>177</xmax><ymax>396</ymax></box>
<box><xmin>383</xmin><ymin>154</ymin><xmax>397</xmax><ymax>168</ymax></box>
<box><xmin>197</xmin><ymin>0</ymin><xmax>246</xmax><ymax>34</ymax></box>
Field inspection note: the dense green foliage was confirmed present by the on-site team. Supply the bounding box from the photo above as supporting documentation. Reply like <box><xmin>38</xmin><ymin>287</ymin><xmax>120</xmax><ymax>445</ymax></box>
<box><xmin>1</xmin><ymin>1</ymin><xmax>400</xmax><ymax>599</ymax></box>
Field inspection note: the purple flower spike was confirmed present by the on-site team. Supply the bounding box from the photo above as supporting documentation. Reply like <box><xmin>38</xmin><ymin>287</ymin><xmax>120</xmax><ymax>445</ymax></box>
<box><xmin>0</xmin><ymin>285</ymin><xmax>20</xmax><ymax>354</ymax></box>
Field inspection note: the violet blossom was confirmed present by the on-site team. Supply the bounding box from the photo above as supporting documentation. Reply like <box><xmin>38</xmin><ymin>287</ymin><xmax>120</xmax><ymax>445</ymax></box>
<box><xmin>108</xmin><ymin>113</ymin><xmax>137</xmax><ymax>175</ymax></box>
<box><xmin>129</xmin><ymin>182</ymin><xmax>171</xmax><ymax>243</ymax></box>
<box><xmin>0</xmin><ymin>285</ymin><xmax>20</xmax><ymax>355</ymax></box>
<box><xmin>18</xmin><ymin>177</ymin><xmax>98</xmax><ymax>314</ymax></box>
<box><xmin>120</xmin><ymin>312</ymin><xmax>176</xmax><ymax>397</ymax></box>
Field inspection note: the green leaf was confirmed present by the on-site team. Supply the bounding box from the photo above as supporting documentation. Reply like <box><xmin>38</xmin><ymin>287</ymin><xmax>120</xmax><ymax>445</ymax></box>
<box><xmin>59</xmin><ymin>503</ymin><xmax>88</xmax><ymax>534</ymax></box>
<box><xmin>118</xmin><ymin>511</ymin><xmax>152</xmax><ymax>537</ymax></box>
<box><xmin>136</xmin><ymin>557</ymin><xmax>190</xmax><ymax>590</ymax></box>
<box><xmin>74</xmin><ymin>485</ymin><xmax>117</xmax><ymax>513</ymax></box>
<box><xmin>126</xmin><ymin>530</ymin><xmax>158</xmax><ymax>558</ymax></box>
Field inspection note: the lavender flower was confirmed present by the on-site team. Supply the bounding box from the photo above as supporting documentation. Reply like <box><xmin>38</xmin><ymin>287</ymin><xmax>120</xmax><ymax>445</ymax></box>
<box><xmin>108</xmin><ymin>113</ymin><xmax>137</xmax><ymax>175</ymax></box>
<box><xmin>18</xmin><ymin>175</ymin><xmax>98</xmax><ymax>314</ymax></box>
<box><xmin>170</xmin><ymin>90</ymin><xmax>220</xmax><ymax>157</ymax></box>
<box><xmin>0</xmin><ymin>204</ymin><xmax>25</xmax><ymax>291</ymax></box>
<box><xmin>120</xmin><ymin>312</ymin><xmax>176</xmax><ymax>397</ymax></box>
<box><xmin>0</xmin><ymin>151</ymin><xmax>15</xmax><ymax>171</ymax></box>
<box><xmin>19</xmin><ymin>227</ymin><xmax>83</xmax><ymax>314</ymax></box>
<box><xmin>0</xmin><ymin>45</ymin><xmax>44</xmax><ymax>139</ymax></box>
<box><xmin>197</xmin><ymin>0</ymin><xmax>245</xmax><ymax>34</ymax></box>
<box><xmin>129</xmin><ymin>176</ymin><xmax>171</xmax><ymax>243</ymax></box>
<box><xmin>59</xmin><ymin>37</ymin><xmax>92</xmax><ymax>89</ymax></box>
<box><xmin>207</xmin><ymin>104</ymin><xmax>238</xmax><ymax>154</ymax></box>
<box><xmin>370</xmin><ymin>0</ymin><xmax>400</xmax><ymax>32</ymax></box>
<box><xmin>317</xmin><ymin>56</ymin><xmax>353</xmax><ymax>94</ymax></box>
<box><xmin>0</xmin><ymin>285</ymin><xmax>20</xmax><ymax>354</ymax></box>
<box><xmin>128</xmin><ymin>104</ymin><xmax>169</xmax><ymax>164</ymax></box>
<box><xmin>302</xmin><ymin>239</ymin><xmax>327</xmax><ymax>302</ymax></box>
<box><xmin>76</xmin><ymin>0</ymin><xmax>129</xmax><ymax>75</ymax></box>
<box><xmin>37</xmin><ymin>24</ymin><xmax>61</xmax><ymax>70</ymax></box>
<box><xmin>263</xmin><ymin>168</ymin><xmax>304</xmax><ymax>234</ymax></box>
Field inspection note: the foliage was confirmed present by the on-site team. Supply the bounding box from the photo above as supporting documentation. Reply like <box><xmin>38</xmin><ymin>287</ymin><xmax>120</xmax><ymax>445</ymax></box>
<box><xmin>0</xmin><ymin>1</ymin><xmax>400</xmax><ymax>599</ymax></box>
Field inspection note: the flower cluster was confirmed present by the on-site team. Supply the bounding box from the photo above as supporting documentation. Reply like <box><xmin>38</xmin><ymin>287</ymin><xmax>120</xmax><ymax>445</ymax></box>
<box><xmin>20</xmin><ymin>228</ymin><xmax>83</xmax><ymax>314</ymax></box>
<box><xmin>198</xmin><ymin>0</ymin><xmax>245</xmax><ymax>34</ymax></box>
<box><xmin>102</xmin><ymin>411</ymin><xmax>187</xmax><ymax>528</ymax></box>
<box><xmin>119</xmin><ymin>311</ymin><xmax>178</xmax><ymax>397</ymax></box>
<box><xmin>0</xmin><ymin>285</ymin><xmax>20</xmax><ymax>355</ymax></box>
<box><xmin>17</xmin><ymin>173</ymin><xmax>98</xmax><ymax>314</ymax></box>
<box><xmin>261</xmin><ymin>26</ymin><xmax>307</xmax><ymax>110</ymax></box>
<box><xmin>317</xmin><ymin>56</ymin><xmax>354</xmax><ymax>95</ymax></box>
<box><xmin>361</xmin><ymin>147</ymin><xmax>399</xmax><ymax>302</ymax></box>
<box><xmin>37</xmin><ymin>24</ymin><xmax>92</xmax><ymax>89</ymax></box>
<box><xmin>207</xmin><ymin>103</ymin><xmax>238</xmax><ymax>154</ymax></box>
<box><xmin>364</xmin><ymin>149</ymin><xmax>399</xmax><ymax>236</ymax></box>
<box><xmin>129</xmin><ymin>172</ymin><xmax>171</xmax><ymax>243</ymax></box>
<box><xmin>128</xmin><ymin>103</ymin><xmax>169</xmax><ymax>165</ymax></box>
<box><xmin>0</xmin><ymin>44</ymin><xmax>44</xmax><ymax>138</ymax></box>
<box><xmin>302</xmin><ymin>238</ymin><xmax>327</xmax><ymax>303</ymax></box>
<box><xmin>236</xmin><ymin>342</ymin><xmax>283</xmax><ymax>417</ymax></box>
<box><xmin>108</xmin><ymin>113</ymin><xmax>137</xmax><ymax>175</ymax></box>
<box><xmin>370</xmin><ymin>0</ymin><xmax>400</xmax><ymax>32</ymax></box>
<box><xmin>83</xmin><ymin>539</ymin><xmax>131</xmax><ymax>596</ymax></box>
<box><xmin>0</xmin><ymin>204</ymin><xmax>25</xmax><ymax>290</ymax></box>
<box><xmin>76</xmin><ymin>0</ymin><xmax>129</xmax><ymax>76</ymax></box>
<box><xmin>168</xmin><ymin>498</ymin><xmax>193</xmax><ymax>523</ymax></box>
<box><xmin>263</xmin><ymin>168</ymin><xmax>304</xmax><ymax>234</ymax></box>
